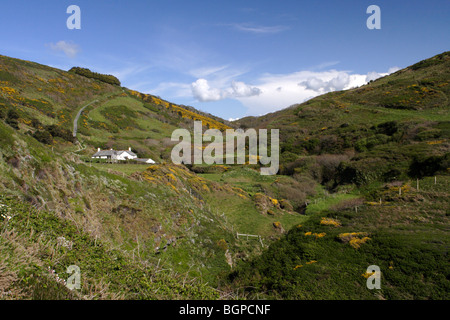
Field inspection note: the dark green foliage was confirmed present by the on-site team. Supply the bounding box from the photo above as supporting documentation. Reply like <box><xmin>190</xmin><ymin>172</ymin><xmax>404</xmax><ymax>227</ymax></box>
<box><xmin>376</xmin><ymin>121</ymin><xmax>398</xmax><ymax>136</ymax></box>
<box><xmin>33</xmin><ymin>130</ymin><xmax>53</xmax><ymax>145</ymax></box>
<box><xmin>302</xmin><ymin>138</ymin><xmax>320</xmax><ymax>153</ymax></box>
<box><xmin>7</xmin><ymin>108</ymin><xmax>19</xmax><ymax>120</ymax></box>
<box><xmin>408</xmin><ymin>154</ymin><xmax>449</xmax><ymax>178</ymax></box>
<box><xmin>31</xmin><ymin>125</ymin><xmax>74</xmax><ymax>145</ymax></box>
<box><xmin>4</xmin><ymin>108</ymin><xmax>20</xmax><ymax>129</ymax></box>
<box><xmin>44</xmin><ymin>125</ymin><xmax>75</xmax><ymax>143</ymax></box>
<box><xmin>5</xmin><ymin>118</ymin><xmax>19</xmax><ymax>129</ymax></box>
<box><xmin>30</xmin><ymin>118</ymin><xmax>41</xmax><ymax>129</ymax></box>
<box><xmin>355</xmin><ymin>134</ymin><xmax>390</xmax><ymax>152</ymax></box>
<box><xmin>69</xmin><ymin>67</ymin><xmax>121</xmax><ymax>86</ymax></box>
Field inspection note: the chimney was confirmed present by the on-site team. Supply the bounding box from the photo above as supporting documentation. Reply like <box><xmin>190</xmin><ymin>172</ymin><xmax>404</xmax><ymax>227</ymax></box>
<box><xmin>97</xmin><ymin>148</ymin><xmax>100</xmax><ymax>152</ymax></box>
<box><xmin>129</xmin><ymin>147</ymin><xmax>132</xmax><ymax>151</ymax></box>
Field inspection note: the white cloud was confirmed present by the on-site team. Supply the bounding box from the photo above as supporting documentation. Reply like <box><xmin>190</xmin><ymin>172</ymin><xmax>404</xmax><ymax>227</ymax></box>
<box><xmin>236</xmin><ymin>67</ymin><xmax>398</xmax><ymax>116</ymax></box>
<box><xmin>300</xmin><ymin>77</ymin><xmax>327</xmax><ymax>92</ymax></box>
<box><xmin>191</xmin><ymin>79</ymin><xmax>261</xmax><ymax>102</ymax></box>
<box><xmin>48</xmin><ymin>41</ymin><xmax>80</xmax><ymax>58</ymax></box>
<box><xmin>227</xmin><ymin>81</ymin><xmax>262</xmax><ymax>98</ymax></box>
<box><xmin>191</xmin><ymin>79</ymin><xmax>223</xmax><ymax>102</ymax></box>
<box><xmin>365</xmin><ymin>71</ymin><xmax>384</xmax><ymax>82</ymax></box>
<box><xmin>365</xmin><ymin>66</ymin><xmax>400</xmax><ymax>82</ymax></box>
<box><xmin>388</xmin><ymin>66</ymin><xmax>400</xmax><ymax>73</ymax></box>
<box><xmin>299</xmin><ymin>72</ymin><xmax>351</xmax><ymax>92</ymax></box>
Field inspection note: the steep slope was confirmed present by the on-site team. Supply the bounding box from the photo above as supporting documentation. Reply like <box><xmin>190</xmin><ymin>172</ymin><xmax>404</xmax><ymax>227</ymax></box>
<box><xmin>0</xmin><ymin>54</ymin><xmax>233</xmax><ymax>163</ymax></box>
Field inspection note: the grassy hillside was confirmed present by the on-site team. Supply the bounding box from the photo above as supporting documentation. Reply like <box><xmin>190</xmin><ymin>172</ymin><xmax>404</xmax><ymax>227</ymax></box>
<box><xmin>227</xmin><ymin>52</ymin><xmax>450</xmax><ymax>299</ymax></box>
<box><xmin>0</xmin><ymin>54</ymin><xmax>233</xmax><ymax>163</ymax></box>
<box><xmin>227</xmin><ymin>174</ymin><xmax>449</xmax><ymax>299</ymax></box>
<box><xmin>236</xmin><ymin>52</ymin><xmax>449</xmax><ymax>194</ymax></box>
<box><xmin>0</xmin><ymin>52</ymin><xmax>448</xmax><ymax>300</ymax></box>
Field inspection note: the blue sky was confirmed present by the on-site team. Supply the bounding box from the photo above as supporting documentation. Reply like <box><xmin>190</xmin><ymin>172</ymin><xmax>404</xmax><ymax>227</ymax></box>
<box><xmin>0</xmin><ymin>0</ymin><xmax>449</xmax><ymax>120</ymax></box>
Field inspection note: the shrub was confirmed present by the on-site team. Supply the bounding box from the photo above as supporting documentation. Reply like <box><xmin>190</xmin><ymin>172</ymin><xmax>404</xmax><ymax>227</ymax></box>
<box><xmin>5</xmin><ymin>117</ymin><xmax>19</xmax><ymax>129</ymax></box>
<box><xmin>279</xmin><ymin>199</ymin><xmax>293</xmax><ymax>211</ymax></box>
<box><xmin>7</xmin><ymin>109</ymin><xmax>19</xmax><ymax>120</ymax></box>
<box><xmin>320</xmin><ymin>217</ymin><xmax>341</xmax><ymax>227</ymax></box>
<box><xmin>355</xmin><ymin>134</ymin><xmax>389</xmax><ymax>152</ymax></box>
<box><xmin>44</xmin><ymin>125</ymin><xmax>74</xmax><ymax>143</ymax></box>
<box><xmin>69</xmin><ymin>67</ymin><xmax>121</xmax><ymax>86</ymax></box>
<box><xmin>408</xmin><ymin>154</ymin><xmax>449</xmax><ymax>178</ymax></box>
<box><xmin>33</xmin><ymin>130</ymin><xmax>53</xmax><ymax>145</ymax></box>
<box><xmin>376</xmin><ymin>121</ymin><xmax>398</xmax><ymax>136</ymax></box>
<box><xmin>315</xmin><ymin>154</ymin><xmax>350</xmax><ymax>184</ymax></box>
<box><xmin>30</xmin><ymin>118</ymin><xmax>41</xmax><ymax>129</ymax></box>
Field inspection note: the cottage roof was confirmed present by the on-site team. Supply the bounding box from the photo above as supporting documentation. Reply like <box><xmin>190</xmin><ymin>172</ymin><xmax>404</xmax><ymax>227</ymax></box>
<box><xmin>92</xmin><ymin>150</ymin><xmax>118</xmax><ymax>157</ymax></box>
<box><xmin>92</xmin><ymin>149</ymin><xmax>137</xmax><ymax>158</ymax></box>
<box><xmin>118</xmin><ymin>150</ymin><xmax>137</xmax><ymax>157</ymax></box>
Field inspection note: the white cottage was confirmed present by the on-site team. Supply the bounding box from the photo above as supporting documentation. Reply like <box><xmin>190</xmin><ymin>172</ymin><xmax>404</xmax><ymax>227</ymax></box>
<box><xmin>92</xmin><ymin>147</ymin><xmax>138</xmax><ymax>161</ymax></box>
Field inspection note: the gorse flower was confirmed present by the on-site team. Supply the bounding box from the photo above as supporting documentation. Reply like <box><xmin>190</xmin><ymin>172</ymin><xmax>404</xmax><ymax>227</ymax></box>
<box><xmin>304</xmin><ymin>231</ymin><xmax>326</xmax><ymax>239</ymax></box>
<box><xmin>338</xmin><ymin>232</ymin><xmax>371</xmax><ymax>249</ymax></box>
<box><xmin>361</xmin><ymin>271</ymin><xmax>375</xmax><ymax>279</ymax></box>
<box><xmin>320</xmin><ymin>217</ymin><xmax>341</xmax><ymax>227</ymax></box>
<box><xmin>270</xmin><ymin>198</ymin><xmax>279</xmax><ymax>206</ymax></box>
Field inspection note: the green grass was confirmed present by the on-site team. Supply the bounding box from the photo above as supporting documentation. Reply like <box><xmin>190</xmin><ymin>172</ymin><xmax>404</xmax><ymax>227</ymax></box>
<box><xmin>305</xmin><ymin>193</ymin><xmax>360</xmax><ymax>215</ymax></box>
<box><xmin>91</xmin><ymin>163</ymin><xmax>150</xmax><ymax>175</ymax></box>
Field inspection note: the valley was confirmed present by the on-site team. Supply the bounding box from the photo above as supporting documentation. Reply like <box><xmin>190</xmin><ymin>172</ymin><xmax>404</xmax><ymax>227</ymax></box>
<box><xmin>0</xmin><ymin>52</ymin><xmax>448</xmax><ymax>300</ymax></box>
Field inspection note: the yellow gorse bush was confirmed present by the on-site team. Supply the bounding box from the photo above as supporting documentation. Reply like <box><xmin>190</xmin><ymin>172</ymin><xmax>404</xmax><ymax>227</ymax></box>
<box><xmin>0</xmin><ymin>86</ymin><xmax>18</xmax><ymax>95</ymax></box>
<box><xmin>338</xmin><ymin>232</ymin><xmax>371</xmax><ymax>249</ymax></box>
<box><xmin>361</xmin><ymin>271</ymin><xmax>375</xmax><ymax>279</ymax></box>
<box><xmin>427</xmin><ymin>140</ymin><xmax>444</xmax><ymax>145</ymax></box>
<box><xmin>304</xmin><ymin>232</ymin><xmax>326</xmax><ymax>239</ymax></box>
<box><xmin>320</xmin><ymin>217</ymin><xmax>341</xmax><ymax>227</ymax></box>
<box><xmin>349</xmin><ymin>237</ymin><xmax>371</xmax><ymax>249</ymax></box>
